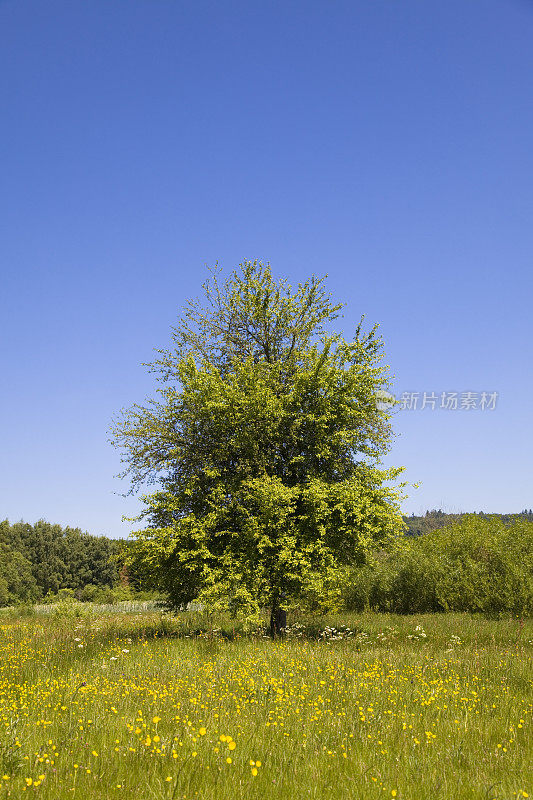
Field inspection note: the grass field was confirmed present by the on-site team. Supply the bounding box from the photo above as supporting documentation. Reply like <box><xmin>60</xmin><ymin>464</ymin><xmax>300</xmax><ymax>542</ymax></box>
<box><xmin>0</xmin><ymin>609</ymin><xmax>531</xmax><ymax>799</ymax></box>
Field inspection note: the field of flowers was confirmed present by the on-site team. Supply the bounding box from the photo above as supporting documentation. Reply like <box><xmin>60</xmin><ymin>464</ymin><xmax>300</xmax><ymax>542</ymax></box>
<box><xmin>0</xmin><ymin>610</ymin><xmax>531</xmax><ymax>799</ymax></box>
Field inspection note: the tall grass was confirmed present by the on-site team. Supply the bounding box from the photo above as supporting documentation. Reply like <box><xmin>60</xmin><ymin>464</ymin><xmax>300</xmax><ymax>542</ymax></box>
<box><xmin>0</xmin><ymin>611</ymin><xmax>530</xmax><ymax>799</ymax></box>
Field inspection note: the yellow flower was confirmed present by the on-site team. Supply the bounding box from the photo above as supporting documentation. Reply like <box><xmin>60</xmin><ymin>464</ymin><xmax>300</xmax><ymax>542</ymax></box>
<box><xmin>228</xmin><ymin>741</ymin><xmax>236</xmax><ymax>751</ymax></box>
<box><xmin>152</xmin><ymin>716</ymin><xmax>161</xmax><ymax>724</ymax></box>
<box><xmin>226</xmin><ymin>757</ymin><xmax>232</xmax><ymax>764</ymax></box>
<box><xmin>392</xmin><ymin>792</ymin><xmax>397</xmax><ymax>798</ymax></box>
<box><xmin>25</xmin><ymin>778</ymin><xmax>33</xmax><ymax>786</ymax></box>
<box><xmin>92</xmin><ymin>751</ymin><xmax>98</xmax><ymax>757</ymax></box>
<box><xmin>165</xmin><ymin>776</ymin><xmax>172</xmax><ymax>782</ymax></box>
<box><xmin>251</xmin><ymin>767</ymin><xmax>258</xmax><ymax>776</ymax></box>
<box><xmin>256</xmin><ymin>760</ymin><xmax>262</xmax><ymax>767</ymax></box>
<box><xmin>199</xmin><ymin>727</ymin><xmax>206</xmax><ymax>736</ymax></box>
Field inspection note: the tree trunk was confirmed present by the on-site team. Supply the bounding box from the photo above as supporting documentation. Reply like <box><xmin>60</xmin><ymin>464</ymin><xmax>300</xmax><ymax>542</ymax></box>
<box><xmin>270</xmin><ymin>605</ymin><xmax>287</xmax><ymax>638</ymax></box>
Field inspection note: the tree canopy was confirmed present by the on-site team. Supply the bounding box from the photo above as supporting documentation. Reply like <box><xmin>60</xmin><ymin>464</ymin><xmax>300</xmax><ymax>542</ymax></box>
<box><xmin>0</xmin><ymin>519</ymin><xmax>118</xmax><ymax>604</ymax></box>
<box><xmin>112</xmin><ymin>261</ymin><xmax>405</xmax><ymax>629</ymax></box>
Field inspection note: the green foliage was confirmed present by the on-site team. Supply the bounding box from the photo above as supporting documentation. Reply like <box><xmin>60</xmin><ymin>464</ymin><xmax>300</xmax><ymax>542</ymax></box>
<box><xmin>0</xmin><ymin>541</ymin><xmax>38</xmax><ymax>606</ymax></box>
<box><xmin>49</xmin><ymin>598</ymin><xmax>94</xmax><ymax>619</ymax></box>
<box><xmin>403</xmin><ymin>508</ymin><xmax>533</xmax><ymax>537</ymax></box>
<box><xmin>0</xmin><ymin>518</ymin><xmax>118</xmax><ymax>604</ymax></box>
<box><xmin>343</xmin><ymin>516</ymin><xmax>533</xmax><ymax>615</ymax></box>
<box><xmin>112</xmin><ymin>261</ymin><xmax>406</xmax><ymax>620</ymax></box>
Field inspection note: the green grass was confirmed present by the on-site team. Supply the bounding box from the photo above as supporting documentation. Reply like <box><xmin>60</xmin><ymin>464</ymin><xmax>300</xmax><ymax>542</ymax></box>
<box><xmin>0</xmin><ymin>610</ymin><xmax>531</xmax><ymax>799</ymax></box>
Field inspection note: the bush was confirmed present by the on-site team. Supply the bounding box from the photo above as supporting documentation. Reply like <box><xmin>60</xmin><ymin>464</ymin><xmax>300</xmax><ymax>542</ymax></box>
<box><xmin>43</xmin><ymin>588</ymin><xmax>76</xmax><ymax>604</ymax></box>
<box><xmin>343</xmin><ymin>516</ymin><xmax>533</xmax><ymax>615</ymax></box>
<box><xmin>50</xmin><ymin>599</ymin><xmax>93</xmax><ymax>619</ymax></box>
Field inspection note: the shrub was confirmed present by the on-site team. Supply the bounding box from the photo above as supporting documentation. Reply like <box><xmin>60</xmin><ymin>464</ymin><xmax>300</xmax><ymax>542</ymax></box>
<box><xmin>343</xmin><ymin>516</ymin><xmax>533</xmax><ymax>615</ymax></box>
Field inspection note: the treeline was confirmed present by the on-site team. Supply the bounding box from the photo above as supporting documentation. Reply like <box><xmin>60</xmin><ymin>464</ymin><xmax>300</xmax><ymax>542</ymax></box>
<box><xmin>2</xmin><ymin>513</ymin><xmax>532</xmax><ymax>614</ymax></box>
<box><xmin>403</xmin><ymin>508</ymin><xmax>533</xmax><ymax>537</ymax></box>
<box><xmin>345</xmin><ymin>515</ymin><xmax>533</xmax><ymax>615</ymax></box>
<box><xmin>0</xmin><ymin>519</ymin><xmax>123</xmax><ymax>606</ymax></box>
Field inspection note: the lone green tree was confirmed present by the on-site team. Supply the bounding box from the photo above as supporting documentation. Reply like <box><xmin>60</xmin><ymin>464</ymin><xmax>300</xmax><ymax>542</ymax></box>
<box><xmin>111</xmin><ymin>261</ymin><xmax>405</xmax><ymax>633</ymax></box>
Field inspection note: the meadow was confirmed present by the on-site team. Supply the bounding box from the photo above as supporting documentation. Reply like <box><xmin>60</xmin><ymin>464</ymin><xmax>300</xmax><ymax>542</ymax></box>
<box><xmin>0</xmin><ymin>609</ymin><xmax>531</xmax><ymax>800</ymax></box>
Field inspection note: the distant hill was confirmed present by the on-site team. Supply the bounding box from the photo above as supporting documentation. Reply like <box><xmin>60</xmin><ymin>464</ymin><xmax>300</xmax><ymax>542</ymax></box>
<box><xmin>403</xmin><ymin>509</ymin><xmax>533</xmax><ymax>537</ymax></box>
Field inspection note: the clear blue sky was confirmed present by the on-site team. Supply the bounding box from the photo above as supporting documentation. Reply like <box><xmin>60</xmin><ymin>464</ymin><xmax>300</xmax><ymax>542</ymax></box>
<box><xmin>1</xmin><ymin>0</ymin><xmax>532</xmax><ymax>538</ymax></box>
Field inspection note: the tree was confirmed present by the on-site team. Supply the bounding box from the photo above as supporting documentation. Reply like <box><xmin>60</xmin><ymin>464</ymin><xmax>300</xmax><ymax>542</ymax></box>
<box><xmin>111</xmin><ymin>261</ymin><xmax>406</xmax><ymax>633</ymax></box>
<box><xmin>0</xmin><ymin>538</ymin><xmax>38</xmax><ymax>606</ymax></box>
<box><xmin>0</xmin><ymin>519</ymin><xmax>118</xmax><ymax>599</ymax></box>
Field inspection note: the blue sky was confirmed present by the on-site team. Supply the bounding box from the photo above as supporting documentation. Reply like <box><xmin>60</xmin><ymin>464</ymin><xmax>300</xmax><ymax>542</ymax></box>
<box><xmin>1</xmin><ymin>0</ymin><xmax>532</xmax><ymax>538</ymax></box>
